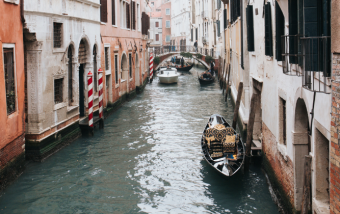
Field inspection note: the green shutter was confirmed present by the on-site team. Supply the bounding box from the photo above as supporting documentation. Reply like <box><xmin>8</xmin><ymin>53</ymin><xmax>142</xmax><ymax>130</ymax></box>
<box><xmin>275</xmin><ymin>2</ymin><xmax>284</xmax><ymax>61</ymax></box>
<box><xmin>246</xmin><ymin>5</ymin><xmax>254</xmax><ymax>52</ymax></box>
<box><xmin>265</xmin><ymin>3</ymin><xmax>273</xmax><ymax>56</ymax></box>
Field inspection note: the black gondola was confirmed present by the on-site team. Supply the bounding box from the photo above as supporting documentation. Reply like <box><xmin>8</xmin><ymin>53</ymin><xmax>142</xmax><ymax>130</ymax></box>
<box><xmin>198</xmin><ymin>70</ymin><xmax>215</xmax><ymax>84</ymax></box>
<box><xmin>201</xmin><ymin>114</ymin><xmax>245</xmax><ymax>177</ymax></box>
<box><xmin>176</xmin><ymin>64</ymin><xmax>194</xmax><ymax>72</ymax></box>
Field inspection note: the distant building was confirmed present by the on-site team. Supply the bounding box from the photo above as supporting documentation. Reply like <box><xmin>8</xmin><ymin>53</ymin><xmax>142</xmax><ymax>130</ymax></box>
<box><xmin>0</xmin><ymin>0</ymin><xmax>26</xmax><ymax>188</ymax></box>
<box><xmin>171</xmin><ymin>0</ymin><xmax>191</xmax><ymax>51</ymax></box>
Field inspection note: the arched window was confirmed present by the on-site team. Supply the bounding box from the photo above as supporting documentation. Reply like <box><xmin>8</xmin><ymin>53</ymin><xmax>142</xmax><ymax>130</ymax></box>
<box><xmin>68</xmin><ymin>45</ymin><xmax>73</xmax><ymax>105</ymax></box>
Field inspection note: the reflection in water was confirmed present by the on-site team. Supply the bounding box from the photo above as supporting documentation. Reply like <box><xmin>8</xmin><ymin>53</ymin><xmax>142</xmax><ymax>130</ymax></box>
<box><xmin>0</xmin><ymin>64</ymin><xmax>278</xmax><ymax>213</ymax></box>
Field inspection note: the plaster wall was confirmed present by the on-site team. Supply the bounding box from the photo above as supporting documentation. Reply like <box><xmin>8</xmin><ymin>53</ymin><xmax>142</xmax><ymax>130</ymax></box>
<box><xmin>0</xmin><ymin>1</ymin><xmax>25</xmax><ymax>150</ymax></box>
<box><xmin>24</xmin><ymin>0</ymin><xmax>101</xmax><ymax>138</ymax></box>
<box><xmin>171</xmin><ymin>0</ymin><xmax>191</xmax><ymax>46</ymax></box>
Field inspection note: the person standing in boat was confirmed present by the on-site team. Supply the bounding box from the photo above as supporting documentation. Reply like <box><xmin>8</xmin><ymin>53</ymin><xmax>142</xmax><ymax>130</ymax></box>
<box><xmin>181</xmin><ymin>57</ymin><xmax>184</xmax><ymax>67</ymax></box>
<box><xmin>194</xmin><ymin>40</ymin><xmax>198</xmax><ymax>52</ymax></box>
<box><xmin>210</xmin><ymin>60</ymin><xmax>215</xmax><ymax>73</ymax></box>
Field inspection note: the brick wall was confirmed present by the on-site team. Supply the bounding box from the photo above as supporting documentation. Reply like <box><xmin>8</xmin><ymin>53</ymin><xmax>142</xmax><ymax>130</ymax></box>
<box><xmin>262</xmin><ymin>122</ymin><xmax>295</xmax><ymax>212</ymax></box>
<box><xmin>330</xmin><ymin>53</ymin><xmax>340</xmax><ymax>214</ymax></box>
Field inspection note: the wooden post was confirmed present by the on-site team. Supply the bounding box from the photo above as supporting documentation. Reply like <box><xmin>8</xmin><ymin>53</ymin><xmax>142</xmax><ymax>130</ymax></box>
<box><xmin>301</xmin><ymin>155</ymin><xmax>312</xmax><ymax>214</ymax></box>
<box><xmin>222</xmin><ymin>60</ymin><xmax>226</xmax><ymax>95</ymax></box>
<box><xmin>245</xmin><ymin>93</ymin><xmax>259</xmax><ymax>171</ymax></box>
<box><xmin>232</xmin><ymin>82</ymin><xmax>243</xmax><ymax>130</ymax></box>
<box><xmin>225</xmin><ymin>64</ymin><xmax>231</xmax><ymax>101</ymax></box>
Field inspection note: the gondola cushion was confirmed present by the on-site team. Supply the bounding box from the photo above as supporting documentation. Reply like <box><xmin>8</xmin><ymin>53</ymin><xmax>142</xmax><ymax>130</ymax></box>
<box><xmin>205</xmin><ymin>126</ymin><xmax>236</xmax><ymax>155</ymax></box>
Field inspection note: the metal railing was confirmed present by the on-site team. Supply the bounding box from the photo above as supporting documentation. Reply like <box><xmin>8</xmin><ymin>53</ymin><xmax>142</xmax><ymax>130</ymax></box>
<box><xmin>281</xmin><ymin>35</ymin><xmax>331</xmax><ymax>93</ymax></box>
<box><xmin>301</xmin><ymin>36</ymin><xmax>331</xmax><ymax>93</ymax></box>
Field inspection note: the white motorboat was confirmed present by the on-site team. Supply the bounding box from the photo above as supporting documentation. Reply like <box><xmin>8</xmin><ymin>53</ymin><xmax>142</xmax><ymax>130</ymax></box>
<box><xmin>158</xmin><ymin>68</ymin><xmax>180</xmax><ymax>84</ymax></box>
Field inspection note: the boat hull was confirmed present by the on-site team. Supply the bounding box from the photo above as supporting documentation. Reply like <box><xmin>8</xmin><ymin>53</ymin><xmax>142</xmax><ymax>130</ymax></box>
<box><xmin>158</xmin><ymin>75</ymin><xmax>179</xmax><ymax>84</ymax></box>
<box><xmin>177</xmin><ymin>64</ymin><xmax>194</xmax><ymax>72</ymax></box>
<box><xmin>201</xmin><ymin>114</ymin><xmax>245</xmax><ymax>177</ymax></box>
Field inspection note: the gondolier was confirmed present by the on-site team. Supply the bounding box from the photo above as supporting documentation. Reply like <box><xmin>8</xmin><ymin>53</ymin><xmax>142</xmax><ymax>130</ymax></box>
<box><xmin>210</xmin><ymin>60</ymin><xmax>215</xmax><ymax>73</ymax></box>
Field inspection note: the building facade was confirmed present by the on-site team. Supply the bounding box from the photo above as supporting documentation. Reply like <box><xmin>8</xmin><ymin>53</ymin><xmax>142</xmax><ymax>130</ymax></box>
<box><xmin>100</xmin><ymin>0</ymin><xmax>149</xmax><ymax>108</ymax></box>
<box><xmin>171</xmin><ymin>0</ymin><xmax>191</xmax><ymax>51</ymax></box>
<box><xmin>0</xmin><ymin>0</ymin><xmax>26</xmax><ymax>188</ymax></box>
<box><xmin>23</xmin><ymin>0</ymin><xmax>101</xmax><ymax>160</ymax></box>
<box><xmin>222</xmin><ymin>0</ymin><xmax>333</xmax><ymax>213</ymax></box>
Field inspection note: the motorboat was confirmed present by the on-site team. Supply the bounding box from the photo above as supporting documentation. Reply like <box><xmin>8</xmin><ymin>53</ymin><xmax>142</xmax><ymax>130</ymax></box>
<box><xmin>158</xmin><ymin>68</ymin><xmax>180</xmax><ymax>84</ymax></box>
<box><xmin>198</xmin><ymin>70</ymin><xmax>215</xmax><ymax>85</ymax></box>
<box><xmin>201</xmin><ymin>114</ymin><xmax>245</xmax><ymax>177</ymax></box>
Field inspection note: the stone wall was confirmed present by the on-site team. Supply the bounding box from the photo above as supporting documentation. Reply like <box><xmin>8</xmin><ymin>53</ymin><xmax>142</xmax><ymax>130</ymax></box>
<box><xmin>330</xmin><ymin>53</ymin><xmax>340</xmax><ymax>214</ymax></box>
<box><xmin>262</xmin><ymin>122</ymin><xmax>295</xmax><ymax>213</ymax></box>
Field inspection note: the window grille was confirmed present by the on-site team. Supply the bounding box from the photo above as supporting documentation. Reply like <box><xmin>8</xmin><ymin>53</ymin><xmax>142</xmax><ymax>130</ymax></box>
<box><xmin>129</xmin><ymin>53</ymin><xmax>132</xmax><ymax>78</ymax></box>
<box><xmin>115</xmin><ymin>55</ymin><xmax>118</xmax><ymax>83</ymax></box>
<box><xmin>3</xmin><ymin>48</ymin><xmax>16</xmax><ymax>115</ymax></box>
<box><xmin>54</xmin><ymin>78</ymin><xmax>63</xmax><ymax>104</ymax></box>
<box><xmin>105</xmin><ymin>47</ymin><xmax>109</xmax><ymax>70</ymax></box>
<box><xmin>53</xmin><ymin>23</ymin><xmax>62</xmax><ymax>48</ymax></box>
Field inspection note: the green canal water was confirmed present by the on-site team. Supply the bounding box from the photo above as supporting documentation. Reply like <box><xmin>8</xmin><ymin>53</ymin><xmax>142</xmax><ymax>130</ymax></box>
<box><xmin>0</xmin><ymin>65</ymin><xmax>279</xmax><ymax>213</ymax></box>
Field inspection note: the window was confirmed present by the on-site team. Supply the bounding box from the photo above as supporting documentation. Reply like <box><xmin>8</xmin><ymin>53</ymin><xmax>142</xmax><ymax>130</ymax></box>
<box><xmin>53</xmin><ymin>22</ymin><xmax>63</xmax><ymax>48</ymax></box>
<box><xmin>100</xmin><ymin>0</ymin><xmax>108</xmax><ymax>23</ymax></box>
<box><xmin>217</xmin><ymin>0</ymin><xmax>221</xmax><ymax>9</ymax></box>
<box><xmin>166</xmin><ymin>8</ymin><xmax>170</xmax><ymax>15</ymax></box>
<box><xmin>275</xmin><ymin>2</ymin><xmax>284</xmax><ymax>61</ymax></box>
<box><xmin>151</xmin><ymin>2</ymin><xmax>154</xmax><ymax>6</ymax></box>
<box><xmin>166</xmin><ymin>35</ymin><xmax>170</xmax><ymax>42</ymax></box>
<box><xmin>155</xmin><ymin>22</ymin><xmax>159</xmax><ymax>27</ymax></box>
<box><xmin>105</xmin><ymin>47</ymin><xmax>110</xmax><ymax>70</ymax></box>
<box><xmin>137</xmin><ymin>4</ymin><xmax>141</xmax><ymax>31</ymax></box>
<box><xmin>129</xmin><ymin>53</ymin><xmax>132</xmax><ymax>78</ymax></box>
<box><xmin>288</xmin><ymin>0</ymin><xmax>298</xmax><ymax>64</ymax></box>
<box><xmin>166</xmin><ymin>20</ymin><xmax>170</xmax><ymax>28</ymax></box>
<box><xmin>246</xmin><ymin>5</ymin><xmax>255</xmax><ymax>51</ymax></box>
<box><xmin>191</xmin><ymin>28</ymin><xmax>193</xmax><ymax>41</ymax></box>
<box><xmin>126</xmin><ymin>3</ymin><xmax>130</xmax><ymax>29</ymax></box>
<box><xmin>131</xmin><ymin>1</ymin><xmax>136</xmax><ymax>30</ymax></box>
<box><xmin>54</xmin><ymin>78</ymin><xmax>63</xmax><ymax>104</ymax></box>
<box><xmin>216</xmin><ymin>20</ymin><xmax>221</xmax><ymax>37</ymax></box>
<box><xmin>3</xmin><ymin>48</ymin><xmax>16</xmax><ymax>115</ymax></box>
<box><xmin>196</xmin><ymin>28</ymin><xmax>198</xmax><ymax>40</ymax></box>
<box><xmin>230</xmin><ymin>0</ymin><xmax>240</xmax><ymax>24</ymax></box>
<box><xmin>224</xmin><ymin>9</ymin><xmax>228</xmax><ymax>29</ymax></box>
<box><xmin>120</xmin><ymin>0</ymin><xmax>126</xmax><ymax>28</ymax></box>
<box><xmin>142</xmin><ymin>12</ymin><xmax>150</xmax><ymax>35</ymax></box>
<box><xmin>264</xmin><ymin>2</ymin><xmax>273</xmax><ymax>56</ymax></box>
<box><xmin>279</xmin><ymin>97</ymin><xmax>286</xmax><ymax>145</ymax></box>
<box><xmin>112</xmin><ymin>0</ymin><xmax>116</xmax><ymax>25</ymax></box>
<box><xmin>68</xmin><ymin>46</ymin><xmax>73</xmax><ymax>105</ymax></box>
<box><xmin>155</xmin><ymin>34</ymin><xmax>159</xmax><ymax>41</ymax></box>
<box><xmin>115</xmin><ymin>54</ymin><xmax>119</xmax><ymax>84</ymax></box>
<box><xmin>93</xmin><ymin>45</ymin><xmax>98</xmax><ymax>93</ymax></box>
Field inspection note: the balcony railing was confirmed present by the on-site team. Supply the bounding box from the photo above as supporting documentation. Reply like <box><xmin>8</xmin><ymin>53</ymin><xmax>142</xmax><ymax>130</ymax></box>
<box><xmin>150</xmin><ymin>45</ymin><xmax>217</xmax><ymax>58</ymax></box>
<box><xmin>281</xmin><ymin>35</ymin><xmax>331</xmax><ymax>93</ymax></box>
<box><xmin>301</xmin><ymin>36</ymin><xmax>331</xmax><ymax>93</ymax></box>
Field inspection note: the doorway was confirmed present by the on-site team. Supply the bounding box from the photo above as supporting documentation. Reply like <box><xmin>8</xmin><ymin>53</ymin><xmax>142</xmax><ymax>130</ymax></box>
<box><xmin>79</xmin><ymin>64</ymin><xmax>85</xmax><ymax>117</ymax></box>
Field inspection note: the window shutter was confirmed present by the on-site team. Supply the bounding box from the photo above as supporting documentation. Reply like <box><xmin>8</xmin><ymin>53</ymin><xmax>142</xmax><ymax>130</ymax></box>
<box><xmin>196</xmin><ymin>28</ymin><xmax>198</xmax><ymax>40</ymax></box>
<box><xmin>100</xmin><ymin>0</ymin><xmax>107</xmax><ymax>23</ymax></box>
<box><xmin>246</xmin><ymin>5</ymin><xmax>254</xmax><ymax>51</ymax></box>
<box><xmin>112</xmin><ymin>0</ymin><xmax>115</xmax><ymax>25</ymax></box>
<box><xmin>288</xmin><ymin>0</ymin><xmax>298</xmax><ymax>63</ymax></box>
<box><xmin>131</xmin><ymin>1</ymin><xmax>136</xmax><ymax>30</ymax></box>
<box><xmin>191</xmin><ymin>28</ymin><xmax>193</xmax><ymax>41</ymax></box>
<box><xmin>217</xmin><ymin>20</ymin><xmax>220</xmax><ymax>37</ymax></box>
<box><xmin>275</xmin><ymin>2</ymin><xmax>284</xmax><ymax>61</ymax></box>
<box><xmin>218</xmin><ymin>0</ymin><xmax>221</xmax><ymax>9</ymax></box>
<box><xmin>265</xmin><ymin>2</ymin><xmax>273</xmax><ymax>56</ymax></box>
<box><xmin>126</xmin><ymin>3</ymin><xmax>130</xmax><ymax>29</ymax></box>
<box><xmin>224</xmin><ymin>9</ymin><xmax>227</xmax><ymax>29</ymax></box>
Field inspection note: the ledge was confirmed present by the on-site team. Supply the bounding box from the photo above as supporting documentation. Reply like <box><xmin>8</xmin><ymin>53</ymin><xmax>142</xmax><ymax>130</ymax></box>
<box><xmin>54</xmin><ymin>102</ymin><xmax>67</xmax><ymax>111</ymax></box>
<box><xmin>67</xmin><ymin>105</ymin><xmax>78</xmax><ymax>112</ymax></box>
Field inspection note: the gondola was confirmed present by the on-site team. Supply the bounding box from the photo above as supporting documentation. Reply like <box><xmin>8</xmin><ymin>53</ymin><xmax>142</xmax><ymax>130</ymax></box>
<box><xmin>201</xmin><ymin>114</ymin><xmax>245</xmax><ymax>177</ymax></box>
<box><xmin>176</xmin><ymin>64</ymin><xmax>194</xmax><ymax>72</ymax></box>
<box><xmin>198</xmin><ymin>70</ymin><xmax>215</xmax><ymax>85</ymax></box>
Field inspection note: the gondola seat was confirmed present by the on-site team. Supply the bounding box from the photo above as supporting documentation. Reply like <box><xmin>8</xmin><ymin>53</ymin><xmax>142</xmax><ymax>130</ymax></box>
<box><xmin>204</xmin><ymin>126</ymin><xmax>237</xmax><ymax>158</ymax></box>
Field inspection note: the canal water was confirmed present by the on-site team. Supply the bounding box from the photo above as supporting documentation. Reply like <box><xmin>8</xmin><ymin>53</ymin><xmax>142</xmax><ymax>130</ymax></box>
<box><xmin>0</xmin><ymin>64</ymin><xmax>279</xmax><ymax>213</ymax></box>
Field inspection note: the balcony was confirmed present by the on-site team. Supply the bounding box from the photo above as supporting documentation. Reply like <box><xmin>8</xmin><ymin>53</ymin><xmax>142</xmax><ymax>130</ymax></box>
<box><xmin>282</xmin><ymin>35</ymin><xmax>331</xmax><ymax>93</ymax></box>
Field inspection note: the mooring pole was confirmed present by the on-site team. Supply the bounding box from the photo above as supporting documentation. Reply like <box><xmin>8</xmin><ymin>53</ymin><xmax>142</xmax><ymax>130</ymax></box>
<box><xmin>232</xmin><ymin>82</ymin><xmax>243</xmax><ymax>130</ymax></box>
<box><xmin>225</xmin><ymin>64</ymin><xmax>231</xmax><ymax>101</ymax></box>
<box><xmin>245</xmin><ymin>92</ymin><xmax>259</xmax><ymax>171</ymax></box>
<box><xmin>301</xmin><ymin>155</ymin><xmax>312</xmax><ymax>214</ymax></box>
<box><xmin>222</xmin><ymin>60</ymin><xmax>226</xmax><ymax>95</ymax></box>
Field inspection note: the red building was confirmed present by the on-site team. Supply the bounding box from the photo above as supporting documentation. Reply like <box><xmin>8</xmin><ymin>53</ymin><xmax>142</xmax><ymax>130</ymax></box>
<box><xmin>0</xmin><ymin>0</ymin><xmax>25</xmax><ymax>190</ymax></box>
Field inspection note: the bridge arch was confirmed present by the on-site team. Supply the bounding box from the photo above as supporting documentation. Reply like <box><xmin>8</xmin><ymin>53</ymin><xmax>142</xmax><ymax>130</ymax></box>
<box><xmin>154</xmin><ymin>53</ymin><xmax>210</xmax><ymax>70</ymax></box>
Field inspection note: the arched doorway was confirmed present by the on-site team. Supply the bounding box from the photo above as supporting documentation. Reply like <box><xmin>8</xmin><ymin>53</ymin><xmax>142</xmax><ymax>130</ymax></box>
<box><xmin>293</xmin><ymin>98</ymin><xmax>311</xmax><ymax>210</ymax></box>
<box><xmin>78</xmin><ymin>39</ymin><xmax>87</xmax><ymax>117</ymax></box>
<box><xmin>121</xmin><ymin>53</ymin><xmax>128</xmax><ymax>80</ymax></box>
<box><xmin>135</xmin><ymin>53</ymin><xmax>140</xmax><ymax>86</ymax></box>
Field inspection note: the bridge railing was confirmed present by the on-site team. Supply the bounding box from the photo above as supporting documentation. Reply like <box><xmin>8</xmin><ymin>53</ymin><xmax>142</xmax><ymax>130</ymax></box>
<box><xmin>152</xmin><ymin>45</ymin><xmax>216</xmax><ymax>58</ymax></box>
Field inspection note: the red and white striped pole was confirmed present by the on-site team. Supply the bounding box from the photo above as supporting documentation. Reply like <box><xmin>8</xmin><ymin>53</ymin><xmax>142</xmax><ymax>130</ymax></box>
<box><xmin>98</xmin><ymin>68</ymin><xmax>103</xmax><ymax>119</ymax></box>
<box><xmin>149</xmin><ymin>53</ymin><xmax>154</xmax><ymax>82</ymax></box>
<box><xmin>87</xmin><ymin>70</ymin><xmax>94</xmax><ymax>127</ymax></box>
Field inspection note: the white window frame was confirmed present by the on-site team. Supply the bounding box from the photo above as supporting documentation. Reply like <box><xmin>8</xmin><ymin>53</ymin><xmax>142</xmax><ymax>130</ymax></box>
<box><xmin>166</xmin><ymin>20</ymin><xmax>170</xmax><ymax>28</ymax></box>
<box><xmin>166</xmin><ymin>8</ymin><xmax>170</xmax><ymax>15</ymax></box>
<box><xmin>2</xmin><ymin>43</ymin><xmax>18</xmax><ymax>116</ymax></box>
<box><xmin>104</xmin><ymin>44</ymin><xmax>111</xmax><ymax>75</ymax></box>
<box><xmin>112</xmin><ymin>0</ymin><xmax>118</xmax><ymax>27</ymax></box>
